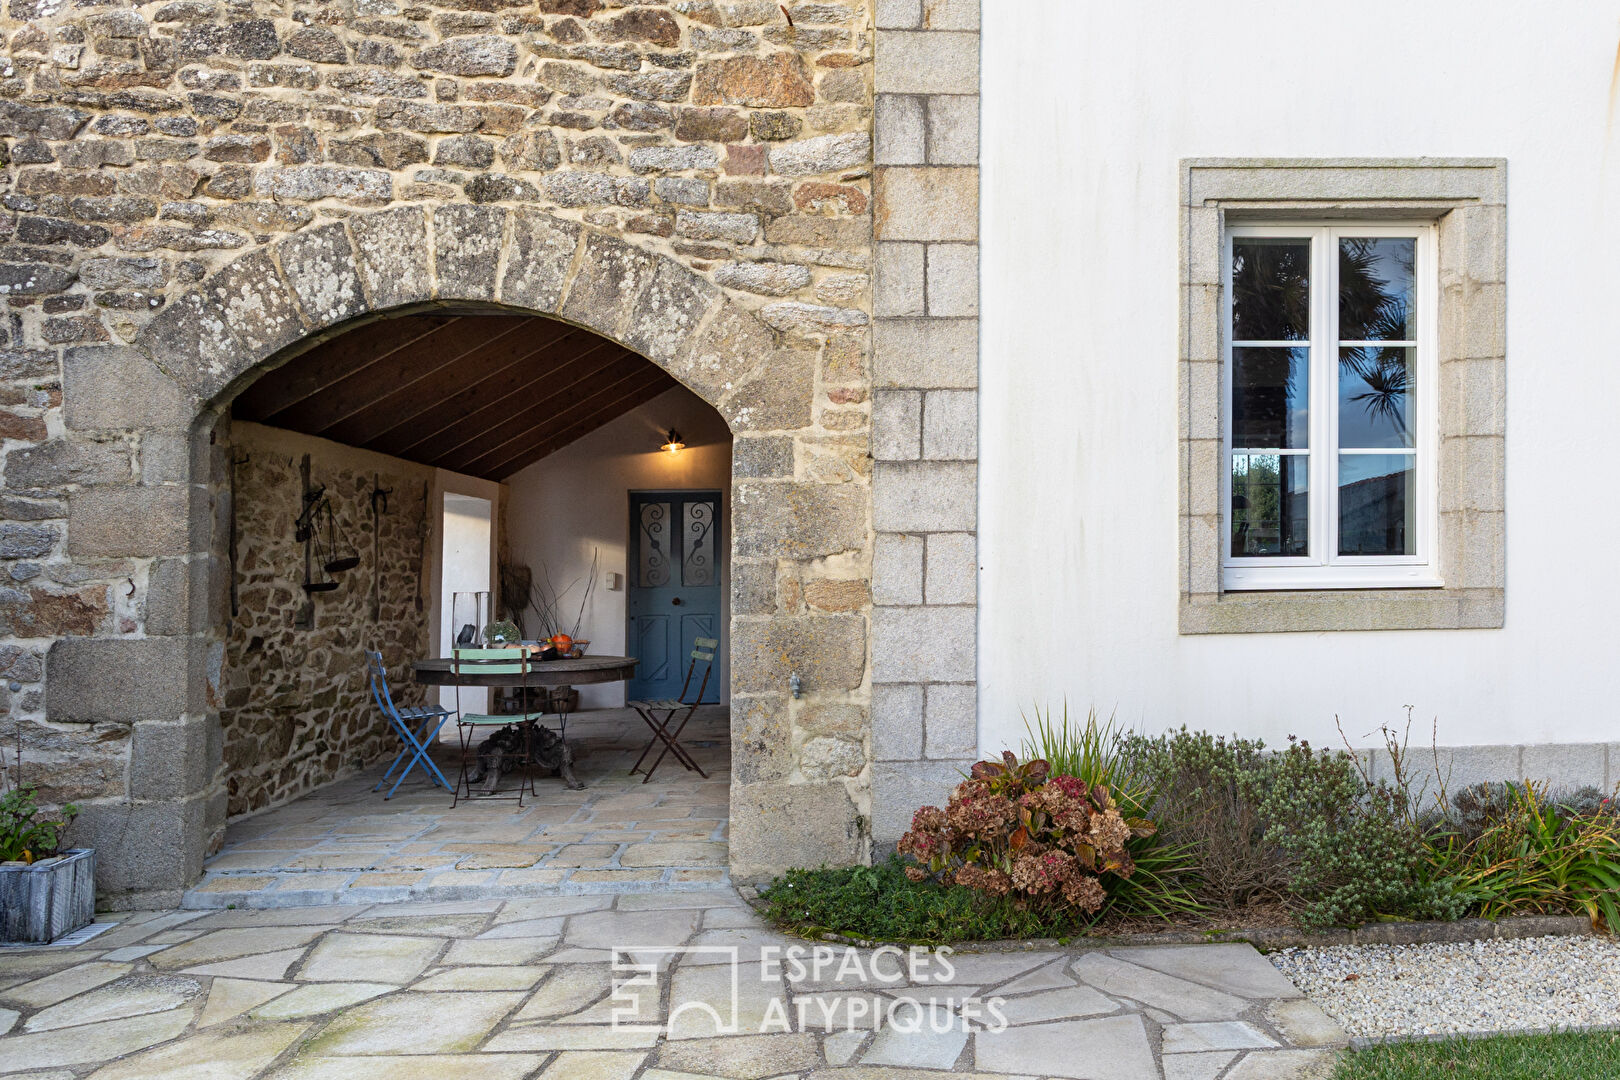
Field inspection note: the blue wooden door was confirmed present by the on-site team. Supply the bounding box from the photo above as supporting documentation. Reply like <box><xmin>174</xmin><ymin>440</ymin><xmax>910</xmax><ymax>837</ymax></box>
<box><xmin>627</xmin><ymin>491</ymin><xmax>722</xmax><ymax>702</ymax></box>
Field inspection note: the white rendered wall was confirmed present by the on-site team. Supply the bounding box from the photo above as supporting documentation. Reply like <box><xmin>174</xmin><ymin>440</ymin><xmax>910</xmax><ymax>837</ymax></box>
<box><xmin>979</xmin><ymin>2</ymin><xmax>1620</xmax><ymax>754</ymax></box>
<box><xmin>504</xmin><ymin>385</ymin><xmax>733</xmax><ymax>710</ymax></box>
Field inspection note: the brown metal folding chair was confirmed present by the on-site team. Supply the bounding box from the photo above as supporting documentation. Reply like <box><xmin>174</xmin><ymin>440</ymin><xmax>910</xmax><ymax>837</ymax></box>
<box><xmin>628</xmin><ymin>637</ymin><xmax>716</xmax><ymax>783</ymax></box>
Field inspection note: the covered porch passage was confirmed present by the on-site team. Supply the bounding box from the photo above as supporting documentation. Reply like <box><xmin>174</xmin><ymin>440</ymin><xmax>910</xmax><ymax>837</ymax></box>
<box><xmin>198</xmin><ymin>309</ymin><xmax>736</xmax><ymax>907</ymax></box>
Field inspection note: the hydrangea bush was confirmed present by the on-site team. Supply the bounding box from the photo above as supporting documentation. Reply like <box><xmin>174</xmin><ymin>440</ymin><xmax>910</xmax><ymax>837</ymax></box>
<box><xmin>897</xmin><ymin>751</ymin><xmax>1156</xmax><ymax>914</ymax></box>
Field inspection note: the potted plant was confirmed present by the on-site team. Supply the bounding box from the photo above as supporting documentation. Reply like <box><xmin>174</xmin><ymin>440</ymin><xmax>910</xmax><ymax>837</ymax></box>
<box><xmin>1</xmin><ymin>750</ymin><xmax>93</xmax><ymax>944</ymax></box>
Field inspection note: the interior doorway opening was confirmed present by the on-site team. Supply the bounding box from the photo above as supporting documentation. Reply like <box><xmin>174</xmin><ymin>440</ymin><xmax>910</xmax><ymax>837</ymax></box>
<box><xmin>438</xmin><ymin>493</ymin><xmax>493</xmax><ymax>716</ymax></box>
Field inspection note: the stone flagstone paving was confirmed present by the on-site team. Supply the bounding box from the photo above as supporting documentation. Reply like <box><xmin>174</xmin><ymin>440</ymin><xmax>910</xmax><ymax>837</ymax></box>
<box><xmin>187</xmin><ymin>708</ymin><xmax>731</xmax><ymax>909</ymax></box>
<box><xmin>0</xmin><ymin>889</ymin><xmax>1347</xmax><ymax>1079</ymax></box>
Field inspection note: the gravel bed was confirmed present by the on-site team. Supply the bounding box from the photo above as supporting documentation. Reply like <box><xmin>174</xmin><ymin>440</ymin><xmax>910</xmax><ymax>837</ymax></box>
<box><xmin>1270</xmin><ymin>934</ymin><xmax>1620</xmax><ymax>1039</ymax></box>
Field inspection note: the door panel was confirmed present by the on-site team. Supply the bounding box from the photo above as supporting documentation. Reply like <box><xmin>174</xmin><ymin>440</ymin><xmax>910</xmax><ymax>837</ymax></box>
<box><xmin>627</xmin><ymin>491</ymin><xmax>722</xmax><ymax>702</ymax></box>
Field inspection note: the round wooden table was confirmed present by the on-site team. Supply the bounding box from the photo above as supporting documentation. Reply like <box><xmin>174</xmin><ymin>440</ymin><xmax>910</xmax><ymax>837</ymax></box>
<box><xmin>411</xmin><ymin>654</ymin><xmax>638</xmax><ymax>687</ymax></box>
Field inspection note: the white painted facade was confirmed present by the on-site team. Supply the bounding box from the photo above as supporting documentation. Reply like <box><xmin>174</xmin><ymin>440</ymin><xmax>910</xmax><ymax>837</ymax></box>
<box><xmin>978</xmin><ymin>2</ymin><xmax>1620</xmax><ymax>754</ymax></box>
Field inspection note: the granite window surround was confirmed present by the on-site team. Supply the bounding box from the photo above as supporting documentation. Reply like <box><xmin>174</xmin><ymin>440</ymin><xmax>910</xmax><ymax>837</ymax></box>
<box><xmin>1179</xmin><ymin>158</ymin><xmax>1507</xmax><ymax>634</ymax></box>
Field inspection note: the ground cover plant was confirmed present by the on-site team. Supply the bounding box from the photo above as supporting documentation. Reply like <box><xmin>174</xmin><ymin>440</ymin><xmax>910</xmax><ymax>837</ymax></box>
<box><xmin>1334</xmin><ymin>1032</ymin><xmax>1620</xmax><ymax>1080</ymax></box>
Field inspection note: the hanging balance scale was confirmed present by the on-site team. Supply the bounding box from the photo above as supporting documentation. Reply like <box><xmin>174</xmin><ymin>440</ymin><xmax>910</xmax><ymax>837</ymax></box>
<box><xmin>294</xmin><ymin>482</ymin><xmax>360</xmax><ymax>594</ymax></box>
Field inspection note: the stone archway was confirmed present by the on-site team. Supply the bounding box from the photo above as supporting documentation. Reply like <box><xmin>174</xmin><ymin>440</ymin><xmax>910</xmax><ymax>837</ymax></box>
<box><xmin>51</xmin><ymin>205</ymin><xmax>872</xmax><ymax>906</ymax></box>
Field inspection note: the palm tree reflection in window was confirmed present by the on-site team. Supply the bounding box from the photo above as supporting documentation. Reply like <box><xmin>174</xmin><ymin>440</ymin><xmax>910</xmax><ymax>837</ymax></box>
<box><xmin>1338</xmin><ymin>238</ymin><xmax>1415</xmax><ymax>448</ymax></box>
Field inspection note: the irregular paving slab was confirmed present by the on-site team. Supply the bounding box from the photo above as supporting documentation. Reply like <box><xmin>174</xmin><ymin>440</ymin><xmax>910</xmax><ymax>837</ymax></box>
<box><xmin>514</xmin><ymin>965</ymin><xmax>614</xmax><ymax>1020</ymax></box>
<box><xmin>823</xmin><ymin>1028</ymin><xmax>867</xmax><ymax>1065</ymax></box>
<box><xmin>476</xmin><ymin>917</ymin><xmax>567</xmax><ymax>939</ymax></box>
<box><xmin>0</xmin><ymin>1007</ymin><xmax>196</xmax><ymax>1070</ymax></box>
<box><xmin>992</xmin><ymin>983</ymin><xmax>1118</xmax><ymax>1025</ymax></box>
<box><xmin>298</xmin><ymin>933</ymin><xmax>442</xmax><ymax>983</ymax></box>
<box><xmin>791</xmin><ymin>991</ymin><xmax>891</xmax><ymax>1031</ymax></box>
<box><xmin>151</xmin><ymin>928</ymin><xmax>330</xmax><ymax>970</ymax></box>
<box><xmin>182</xmin><ymin>948</ymin><xmax>308</xmax><ymax>981</ymax></box>
<box><xmin>1113</xmin><ymin>945</ymin><xmax>1305</xmax><ymax>999</ymax></box>
<box><xmin>83</xmin><ymin>1019</ymin><xmax>309</xmax><ymax>1080</ymax></box>
<box><xmin>928</xmin><ymin>951</ymin><xmax>1063</xmax><ymax>987</ymax></box>
<box><xmin>251</xmin><ymin>982</ymin><xmax>396</xmax><ymax>1019</ymax></box>
<box><xmin>1264</xmin><ymin>998</ymin><xmax>1349</xmax><ymax>1048</ymax></box>
<box><xmin>482</xmin><ymin>1024</ymin><xmax>661</xmax><ymax>1051</ymax></box>
<box><xmin>303</xmin><ymin>991</ymin><xmax>522</xmax><ymax>1055</ymax></box>
<box><xmin>861</xmin><ymin>1003</ymin><xmax>969</xmax><ymax>1068</ymax></box>
<box><xmin>1162</xmin><ymin>1020</ymin><xmax>1279</xmax><ymax>1053</ymax></box>
<box><xmin>975</xmin><ymin>1014</ymin><xmax>1158</xmax><ymax>1080</ymax></box>
<box><xmin>655</xmin><ymin>1032</ymin><xmax>823</xmax><ymax>1079</ymax></box>
<box><xmin>565</xmin><ymin>909</ymin><xmax>702</xmax><ymax>950</ymax></box>
<box><xmin>268</xmin><ymin>1054</ymin><xmax>546</xmax><ymax>1080</ymax></box>
<box><xmin>411</xmin><ymin>965</ymin><xmax>550</xmax><ymax>991</ymax></box>
<box><xmin>0</xmin><ymin>1005</ymin><xmax>18</xmax><ymax>1033</ymax></box>
<box><xmin>1164</xmin><ymin>1051</ymin><xmax>1240</xmax><ymax>1080</ymax></box>
<box><xmin>344</xmin><ymin>914</ymin><xmax>493</xmax><ymax>937</ymax></box>
<box><xmin>100</xmin><ymin>945</ymin><xmax>170</xmax><ymax>962</ymax></box>
<box><xmin>187</xmin><ymin>906</ymin><xmax>366</xmax><ymax>929</ymax></box>
<box><xmin>1</xmin><ymin>962</ymin><xmax>133</xmax><ymax>1009</ymax></box>
<box><xmin>534</xmin><ymin>1049</ymin><xmax>649</xmax><ymax>1080</ymax></box>
<box><xmin>667</xmin><ymin>962</ymin><xmax>787</xmax><ymax>1039</ymax></box>
<box><xmin>198</xmin><ymin>979</ymin><xmax>294</xmax><ymax>1027</ymax></box>
<box><xmin>619</xmin><ymin>842</ymin><xmax>727</xmax><ymax>867</ymax></box>
<box><xmin>994</xmin><ymin>959</ymin><xmax>1077</xmax><ymax>995</ymax></box>
<box><xmin>491</xmin><ymin>896</ymin><xmax>612</xmax><ymax>922</ymax></box>
<box><xmin>26</xmin><ymin>974</ymin><xmax>203</xmax><ymax>1032</ymax></box>
<box><xmin>441</xmin><ymin>938</ymin><xmax>557</xmax><ymax>966</ymax></box>
<box><xmin>1224</xmin><ymin>1048</ymin><xmax>1339</xmax><ymax>1079</ymax></box>
<box><xmin>1072</xmin><ymin>952</ymin><xmax>1249</xmax><ymax>1022</ymax></box>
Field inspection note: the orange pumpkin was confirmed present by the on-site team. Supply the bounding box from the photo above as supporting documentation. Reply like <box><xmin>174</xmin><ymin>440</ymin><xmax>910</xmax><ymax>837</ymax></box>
<box><xmin>549</xmin><ymin>634</ymin><xmax>573</xmax><ymax>653</ymax></box>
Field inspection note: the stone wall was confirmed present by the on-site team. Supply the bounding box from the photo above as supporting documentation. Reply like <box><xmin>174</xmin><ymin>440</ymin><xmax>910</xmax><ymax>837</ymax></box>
<box><xmin>0</xmin><ymin>0</ymin><xmax>905</xmax><ymax>902</ymax></box>
<box><xmin>219</xmin><ymin>421</ymin><xmax>432</xmax><ymax>817</ymax></box>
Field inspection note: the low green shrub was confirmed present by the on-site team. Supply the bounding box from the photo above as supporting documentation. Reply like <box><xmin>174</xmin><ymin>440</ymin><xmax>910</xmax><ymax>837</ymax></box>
<box><xmin>1117</xmin><ymin>727</ymin><xmax>1285</xmax><ymax>909</ymax></box>
<box><xmin>1256</xmin><ymin>737</ymin><xmax>1464</xmax><ymax>928</ymax></box>
<box><xmin>0</xmin><ymin>784</ymin><xmax>77</xmax><ymax>863</ymax></box>
<box><xmin>1121</xmin><ymin>727</ymin><xmax>1464</xmax><ymax>927</ymax></box>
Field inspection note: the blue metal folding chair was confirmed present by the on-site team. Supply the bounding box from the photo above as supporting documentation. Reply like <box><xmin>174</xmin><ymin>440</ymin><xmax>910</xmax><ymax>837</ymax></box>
<box><xmin>367</xmin><ymin>650</ymin><xmax>452</xmax><ymax>799</ymax></box>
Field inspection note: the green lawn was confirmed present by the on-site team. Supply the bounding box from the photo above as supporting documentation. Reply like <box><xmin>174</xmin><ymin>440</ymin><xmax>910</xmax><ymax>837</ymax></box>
<box><xmin>1336</xmin><ymin>1032</ymin><xmax>1620</xmax><ymax>1079</ymax></box>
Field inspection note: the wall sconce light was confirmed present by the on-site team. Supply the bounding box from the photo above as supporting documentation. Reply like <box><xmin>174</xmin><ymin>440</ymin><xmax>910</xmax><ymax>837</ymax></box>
<box><xmin>660</xmin><ymin>428</ymin><xmax>686</xmax><ymax>455</ymax></box>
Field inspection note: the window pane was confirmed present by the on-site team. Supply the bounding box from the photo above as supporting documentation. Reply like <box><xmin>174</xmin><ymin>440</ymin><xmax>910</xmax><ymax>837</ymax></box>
<box><xmin>1232</xmin><ymin>239</ymin><xmax>1310</xmax><ymax>341</ymax></box>
<box><xmin>1339</xmin><ymin>454</ymin><xmax>1415</xmax><ymax>556</ymax></box>
<box><xmin>1233</xmin><ymin>347</ymin><xmax>1309</xmax><ymax>449</ymax></box>
<box><xmin>638</xmin><ymin>501</ymin><xmax>672</xmax><ymax>587</ymax></box>
<box><xmin>1231</xmin><ymin>453</ymin><xmax>1309</xmax><ymax>557</ymax></box>
<box><xmin>681</xmin><ymin>499</ymin><xmax>717</xmax><ymax>587</ymax></box>
<box><xmin>1339</xmin><ymin>237</ymin><xmax>1415</xmax><ymax>341</ymax></box>
<box><xmin>1338</xmin><ymin>347</ymin><xmax>1414</xmax><ymax>449</ymax></box>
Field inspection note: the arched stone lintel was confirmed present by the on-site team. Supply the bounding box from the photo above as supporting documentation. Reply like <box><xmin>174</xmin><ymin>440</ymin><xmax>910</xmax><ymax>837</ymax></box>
<box><xmin>125</xmin><ymin>204</ymin><xmax>797</xmax><ymax>434</ymax></box>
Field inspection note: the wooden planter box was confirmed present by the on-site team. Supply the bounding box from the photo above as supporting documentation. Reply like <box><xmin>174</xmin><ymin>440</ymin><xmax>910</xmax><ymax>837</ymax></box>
<box><xmin>0</xmin><ymin>848</ymin><xmax>95</xmax><ymax>944</ymax></box>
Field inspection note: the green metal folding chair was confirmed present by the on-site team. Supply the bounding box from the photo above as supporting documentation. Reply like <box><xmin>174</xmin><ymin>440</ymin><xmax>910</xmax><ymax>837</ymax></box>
<box><xmin>628</xmin><ymin>637</ymin><xmax>716</xmax><ymax>783</ymax></box>
<box><xmin>450</xmin><ymin>647</ymin><xmax>548</xmax><ymax>807</ymax></box>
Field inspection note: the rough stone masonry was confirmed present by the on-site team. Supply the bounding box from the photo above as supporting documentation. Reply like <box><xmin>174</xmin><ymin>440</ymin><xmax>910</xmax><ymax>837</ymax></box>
<box><xmin>0</xmin><ymin>0</ymin><xmax>921</xmax><ymax>906</ymax></box>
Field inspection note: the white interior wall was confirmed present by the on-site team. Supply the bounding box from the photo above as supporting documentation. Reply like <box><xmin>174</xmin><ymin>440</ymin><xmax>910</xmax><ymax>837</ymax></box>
<box><xmin>504</xmin><ymin>384</ymin><xmax>733</xmax><ymax>710</ymax></box>
<box><xmin>980</xmin><ymin>2</ymin><xmax>1620</xmax><ymax>753</ymax></box>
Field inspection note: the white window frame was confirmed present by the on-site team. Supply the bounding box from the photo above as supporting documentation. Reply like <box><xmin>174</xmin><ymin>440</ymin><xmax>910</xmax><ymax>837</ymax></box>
<box><xmin>1221</xmin><ymin>222</ymin><xmax>1440</xmax><ymax>592</ymax></box>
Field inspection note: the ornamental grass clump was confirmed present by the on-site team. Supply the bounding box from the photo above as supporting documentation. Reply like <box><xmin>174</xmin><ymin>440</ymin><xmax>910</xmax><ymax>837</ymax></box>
<box><xmin>1432</xmin><ymin>780</ymin><xmax>1620</xmax><ymax>932</ymax></box>
<box><xmin>898</xmin><ymin>751</ymin><xmax>1157</xmax><ymax>916</ymax></box>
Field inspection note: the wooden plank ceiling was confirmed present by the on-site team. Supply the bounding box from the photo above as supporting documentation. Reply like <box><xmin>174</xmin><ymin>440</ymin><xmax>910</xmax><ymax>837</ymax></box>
<box><xmin>232</xmin><ymin>314</ymin><xmax>677</xmax><ymax>481</ymax></box>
